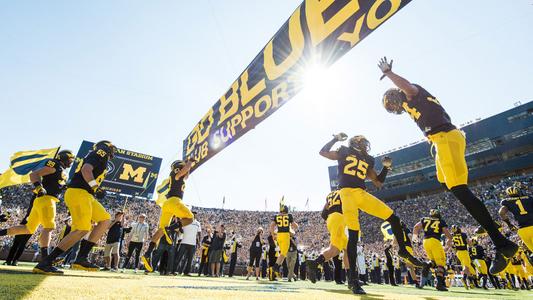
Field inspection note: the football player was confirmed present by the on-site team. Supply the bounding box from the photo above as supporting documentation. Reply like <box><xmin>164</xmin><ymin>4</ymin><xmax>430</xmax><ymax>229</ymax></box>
<box><xmin>470</xmin><ymin>238</ymin><xmax>489</xmax><ymax>289</ymax></box>
<box><xmin>450</xmin><ymin>225</ymin><xmax>475</xmax><ymax>289</ymax></box>
<box><xmin>320</xmin><ymin>133</ymin><xmax>423</xmax><ymax>294</ymax></box>
<box><xmin>35</xmin><ymin>141</ymin><xmax>116</xmax><ymax>274</ymax></box>
<box><xmin>398</xmin><ymin>220</ymin><xmax>419</xmax><ymax>286</ymax></box>
<box><xmin>307</xmin><ymin>190</ymin><xmax>362</xmax><ymax>293</ymax></box>
<box><xmin>141</xmin><ymin>159</ymin><xmax>194</xmax><ymax>272</ymax></box>
<box><xmin>379</xmin><ymin>57</ymin><xmax>518</xmax><ymax>273</ymax></box>
<box><xmin>413</xmin><ymin>209</ymin><xmax>452</xmax><ymax>291</ymax></box>
<box><xmin>269</xmin><ymin>202</ymin><xmax>298</xmax><ymax>281</ymax></box>
<box><xmin>0</xmin><ymin>150</ymin><xmax>74</xmax><ymax>264</ymax></box>
<box><xmin>499</xmin><ymin>185</ymin><xmax>533</xmax><ymax>253</ymax></box>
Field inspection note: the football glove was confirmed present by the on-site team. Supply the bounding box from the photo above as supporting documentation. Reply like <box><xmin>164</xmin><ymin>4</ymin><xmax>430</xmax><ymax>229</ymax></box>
<box><xmin>92</xmin><ymin>187</ymin><xmax>107</xmax><ymax>200</ymax></box>
<box><xmin>333</xmin><ymin>132</ymin><xmax>348</xmax><ymax>141</ymax></box>
<box><xmin>32</xmin><ymin>183</ymin><xmax>47</xmax><ymax>197</ymax></box>
<box><xmin>378</xmin><ymin>56</ymin><xmax>393</xmax><ymax>80</ymax></box>
<box><xmin>381</xmin><ymin>156</ymin><xmax>393</xmax><ymax>169</ymax></box>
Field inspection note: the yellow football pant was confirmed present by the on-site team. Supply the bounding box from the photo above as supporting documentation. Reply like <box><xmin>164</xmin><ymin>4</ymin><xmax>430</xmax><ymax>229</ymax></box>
<box><xmin>64</xmin><ymin>188</ymin><xmax>110</xmax><ymax>231</ymax></box>
<box><xmin>339</xmin><ymin>188</ymin><xmax>393</xmax><ymax>231</ymax></box>
<box><xmin>277</xmin><ymin>232</ymin><xmax>290</xmax><ymax>256</ymax></box>
<box><xmin>427</xmin><ymin>129</ymin><xmax>468</xmax><ymax>189</ymax></box>
<box><xmin>423</xmin><ymin>238</ymin><xmax>446</xmax><ymax>267</ymax></box>
<box><xmin>159</xmin><ymin>196</ymin><xmax>194</xmax><ymax>229</ymax></box>
<box><xmin>25</xmin><ymin>195</ymin><xmax>59</xmax><ymax>233</ymax></box>
<box><xmin>327</xmin><ymin>212</ymin><xmax>348</xmax><ymax>251</ymax></box>
<box><xmin>517</xmin><ymin>226</ymin><xmax>533</xmax><ymax>252</ymax></box>
<box><xmin>456</xmin><ymin>250</ymin><xmax>475</xmax><ymax>274</ymax></box>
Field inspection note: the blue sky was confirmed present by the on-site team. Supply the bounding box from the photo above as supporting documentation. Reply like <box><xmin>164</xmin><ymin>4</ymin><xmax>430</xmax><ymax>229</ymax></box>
<box><xmin>1</xmin><ymin>1</ymin><xmax>532</xmax><ymax>211</ymax></box>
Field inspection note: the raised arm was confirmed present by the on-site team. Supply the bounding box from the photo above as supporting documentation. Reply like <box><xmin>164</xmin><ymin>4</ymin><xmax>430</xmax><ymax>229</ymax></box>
<box><xmin>443</xmin><ymin>227</ymin><xmax>453</xmax><ymax>252</ymax></box>
<box><xmin>378</xmin><ymin>57</ymin><xmax>419</xmax><ymax>99</ymax></box>
<box><xmin>319</xmin><ymin>133</ymin><xmax>346</xmax><ymax>160</ymax></box>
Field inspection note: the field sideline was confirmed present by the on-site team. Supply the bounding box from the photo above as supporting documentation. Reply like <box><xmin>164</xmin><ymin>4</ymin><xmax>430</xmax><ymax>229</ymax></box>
<box><xmin>1</xmin><ymin>263</ymin><xmax>531</xmax><ymax>300</ymax></box>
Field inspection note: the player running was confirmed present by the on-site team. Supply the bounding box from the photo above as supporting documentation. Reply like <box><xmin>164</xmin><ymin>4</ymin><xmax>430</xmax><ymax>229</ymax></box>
<box><xmin>413</xmin><ymin>209</ymin><xmax>452</xmax><ymax>291</ymax></box>
<box><xmin>450</xmin><ymin>225</ymin><xmax>475</xmax><ymax>289</ymax></box>
<box><xmin>320</xmin><ymin>134</ymin><xmax>424</xmax><ymax>294</ymax></box>
<box><xmin>35</xmin><ymin>141</ymin><xmax>116</xmax><ymax>274</ymax></box>
<box><xmin>0</xmin><ymin>150</ymin><xmax>74</xmax><ymax>264</ymax></box>
<box><xmin>269</xmin><ymin>202</ymin><xmax>298</xmax><ymax>281</ymax></box>
<box><xmin>378</xmin><ymin>57</ymin><xmax>518</xmax><ymax>273</ymax></box>
<box><xmin>141</xmin><ymin>159</ymin><xmax>194</xmax><ymax>272</ymax></box>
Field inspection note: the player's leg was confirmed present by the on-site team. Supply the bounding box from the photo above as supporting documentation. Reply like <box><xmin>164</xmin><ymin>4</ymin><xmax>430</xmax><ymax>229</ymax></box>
<box><xmin>35</xmin><ymin>189</ymin><xmax>93</xmax><ymax>274</ymax></box>
<box><xmin>338</xmin><ymin>189</ymin><xmax>365</xmax><ymax>293</ymax></box>
<box><xmin>308</xmin><ymin>213</ymin><xmax>344</xmax><ymax>283</ymax></box>
<box><xmin>355</xmin><ymin>189</ymin><xmax>423</xmax><ymax>266</ymax></box>
<box><xmin>274</xmin><ymin>232</ymin><xmax>289</xmax><ymax>277</ymax></box>
<box><xmin>0</xmin><ymin>197</ymin><xmax>42</xmax><ymax>237</ymax></box>
<box><xmin>517</xmin><ymin>227</ymin><xmax>533</xmax><ymax>252</ymax></box>
<box><xmin>37</xmin><ymin>196</ymin><xmax>58</xmax><ymax>261</ymax></box>
<box><xmin>142</xmin><ymin>202</ymin><xmax>173</xmax><ymax>272</ymax></box>
<box><xmin>432</xmin><ymin>240</ymin><xmax>448</xmax><ymax>291</ymax></box>
<box><xmin>71</xmin><ymin>197</ymin><xmax>110</xmax><ymax>271</ymax></box>
<box><xmin>432</xmin><ymin>131</ymin><xmax>517</xmax><ymax>271</ymax></box>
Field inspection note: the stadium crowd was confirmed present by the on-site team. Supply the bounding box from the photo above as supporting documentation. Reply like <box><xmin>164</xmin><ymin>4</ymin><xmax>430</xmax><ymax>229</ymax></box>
<box><xmin>1</xmin><ymin>173</ymin><xmax>531</xmax><ymax>285</ymax></box>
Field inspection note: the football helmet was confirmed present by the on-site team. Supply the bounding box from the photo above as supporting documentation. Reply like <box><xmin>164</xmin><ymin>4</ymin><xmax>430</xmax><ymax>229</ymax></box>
<box><xmin>429</xmin><ymin>209</ymin><xmax>441</xmax><ymax>219</ymax></box>
<box><xmin>382</xmin><ymin>88</ymin><xmax>406</xmax><ymax>114</ymax></box>
<box><xmin>349</xmin><ymin>135</ymin><xmax>371</xmax><ymax>154</ymax></box>
<box><xmin>56</xmin><ymin>150</ymin><xmax>75</xmax><ymax>168</ymax></box>
<box><xmin>94</xmin><ymin>140</ymin><xmax>117</xmax><ymax>159</ymax></box>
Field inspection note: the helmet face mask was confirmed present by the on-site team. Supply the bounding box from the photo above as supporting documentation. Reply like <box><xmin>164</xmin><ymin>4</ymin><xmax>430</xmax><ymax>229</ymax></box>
<box><xmin>349</xmin><ymin>135</ymin><xmax>371</xmax><ymax>154</ymax></box>
<box><xmin>382</xmin><ymin>88</ymin><xmax>406</xmax><ymax>114</ymax></box>
<box><xmin>57</xmin><ymin>150</ymin><xmax>75</xmax><ymax>168</ymax></box>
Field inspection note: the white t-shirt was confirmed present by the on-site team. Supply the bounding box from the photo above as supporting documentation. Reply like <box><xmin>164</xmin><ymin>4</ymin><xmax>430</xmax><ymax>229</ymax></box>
<box><xmin>181</xmin><ymin>219</ymin><xmax>202</xmax><ymax>245</ymax></box>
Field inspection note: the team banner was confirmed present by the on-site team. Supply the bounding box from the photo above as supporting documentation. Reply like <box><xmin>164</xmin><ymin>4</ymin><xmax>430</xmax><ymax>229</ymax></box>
<box><xmin>184</xmin><ymin>0</ymin><xmax>412</xmax><ymax>170</ymax></box>
<box><xmin>70</xmin><ymin>141</ymin><xmax>162</xmax><ymax>198</ymax></box>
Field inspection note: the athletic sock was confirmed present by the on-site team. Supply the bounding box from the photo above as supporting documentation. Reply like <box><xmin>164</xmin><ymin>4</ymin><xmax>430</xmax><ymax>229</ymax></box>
<box><xmin>0</xmin><ymin>229</ymin><xmax>7</xmax><ymax>236</ymax></box>
<box><xmin>43</xmin><ymin>247</ymin><xmax>64</xmax><ymax>264</ymax></box>
<box><xmin>315</xmin><ymin>254</ymin><xmax>325</xmax><ymax>265</ymax></box>
<box><xmin>76</xmin><ymin>240</ymin><xmax>95</xmax><ymax>261</ymax></box>
<box><xmin>145</xmin><ymin>241</ymin><xmax>156</xmax><ymax>257</ymax></box>
<box><xmin>40</xmin><ymin>247</ymin><xmax>49</xmax><ymax>261</ymax></box>
<box><xmin>451</xmin><ymin>185</ymin><xmax>508</xmax><ymax>248</ymax></box>
<box><xmin>347</xmin><ymin>229</ymin><xmax>359</xmax><ymax>286</ymax></box>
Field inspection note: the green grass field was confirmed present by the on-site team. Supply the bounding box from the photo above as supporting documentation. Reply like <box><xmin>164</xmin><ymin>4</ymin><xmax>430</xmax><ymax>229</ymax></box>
<box><xmin>1</xmin><ymin>263</ymin><xmax>531</xmax><ymax>300</ymax></box>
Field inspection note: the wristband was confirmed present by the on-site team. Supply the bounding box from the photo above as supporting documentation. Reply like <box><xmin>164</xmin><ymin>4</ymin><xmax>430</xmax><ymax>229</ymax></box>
<box><xmin>88</xmin><ymin>180</ymin><xmax>98</xmax><ymax>188</ymax></box>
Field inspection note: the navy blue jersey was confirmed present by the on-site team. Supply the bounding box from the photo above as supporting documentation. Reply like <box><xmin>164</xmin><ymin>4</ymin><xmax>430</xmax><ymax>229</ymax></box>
<box><xmin>273</xmin><ymin>213</ymin><xmax>293</xmax><ymax>233</ymax></box>
<box><xmin>41</xmin><ymin>159</ymin><xmax>67</xmax><ymax>197</ymax></box>
<box><xmin>421</xmin><ymin>217</ymin><xmax>447</xmax><ymax>240</ymax></box>
<box><xmin>469</xmin><ymin>245</ymin><xmax>485</xmax><ymax>260</ymax></box>
<box><xmin>336</xmin><ymin>146</ymin><xmax>374</xmax><ymax>189</ymax></box>
<box><xmin>167</xmin><ymin>170</ymin><xmax>186</xmax><ymax>199</ymax></box>
<box><xmin>69</xmin><ymin>150</ymin><xmax>109</xmax><ymax>192</ymax></box>
<box><xmin>402</xmin><ymin>84</ymin><xmax>456</xmax><ymax>136</ymax></box>
<box><xmin>452</xmin><ymin>233</ymin><xmax>468</xmax><ymax>251</ymax></box>
<box><xmin>326</xmin><ymin>190</ymin><xmax>342</xmax><ymax>216</ymax></box>
<box><xmin>501</xmin><ymin>196</ymin><xmax>532</xmax><ymax>228</ymax></box>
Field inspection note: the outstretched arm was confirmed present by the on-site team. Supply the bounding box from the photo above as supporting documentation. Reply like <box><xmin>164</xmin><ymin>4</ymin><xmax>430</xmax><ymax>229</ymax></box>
<box><xmin>319</xmin><ymin>133</ymin><xmax>346</xmax><ymax>160</ymax></box>
<box><xmin>378</xmin><ymin>57</ymin><xmax>419</xmax><ymax>99</ymax></box>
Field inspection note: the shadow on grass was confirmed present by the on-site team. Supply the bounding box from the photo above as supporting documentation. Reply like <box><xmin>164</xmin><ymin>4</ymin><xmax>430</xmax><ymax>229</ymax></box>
<box><xmin>0</xmin><ymin>267</ymin><xmax>46</xmax><ymax>300</ymax></box>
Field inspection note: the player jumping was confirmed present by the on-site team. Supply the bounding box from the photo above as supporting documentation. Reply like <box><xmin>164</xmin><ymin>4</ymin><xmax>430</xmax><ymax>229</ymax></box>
<box><xmin>378</xmin><ymin>57</ymin><xmax>518</xmax><ymax>273</ymax></box>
